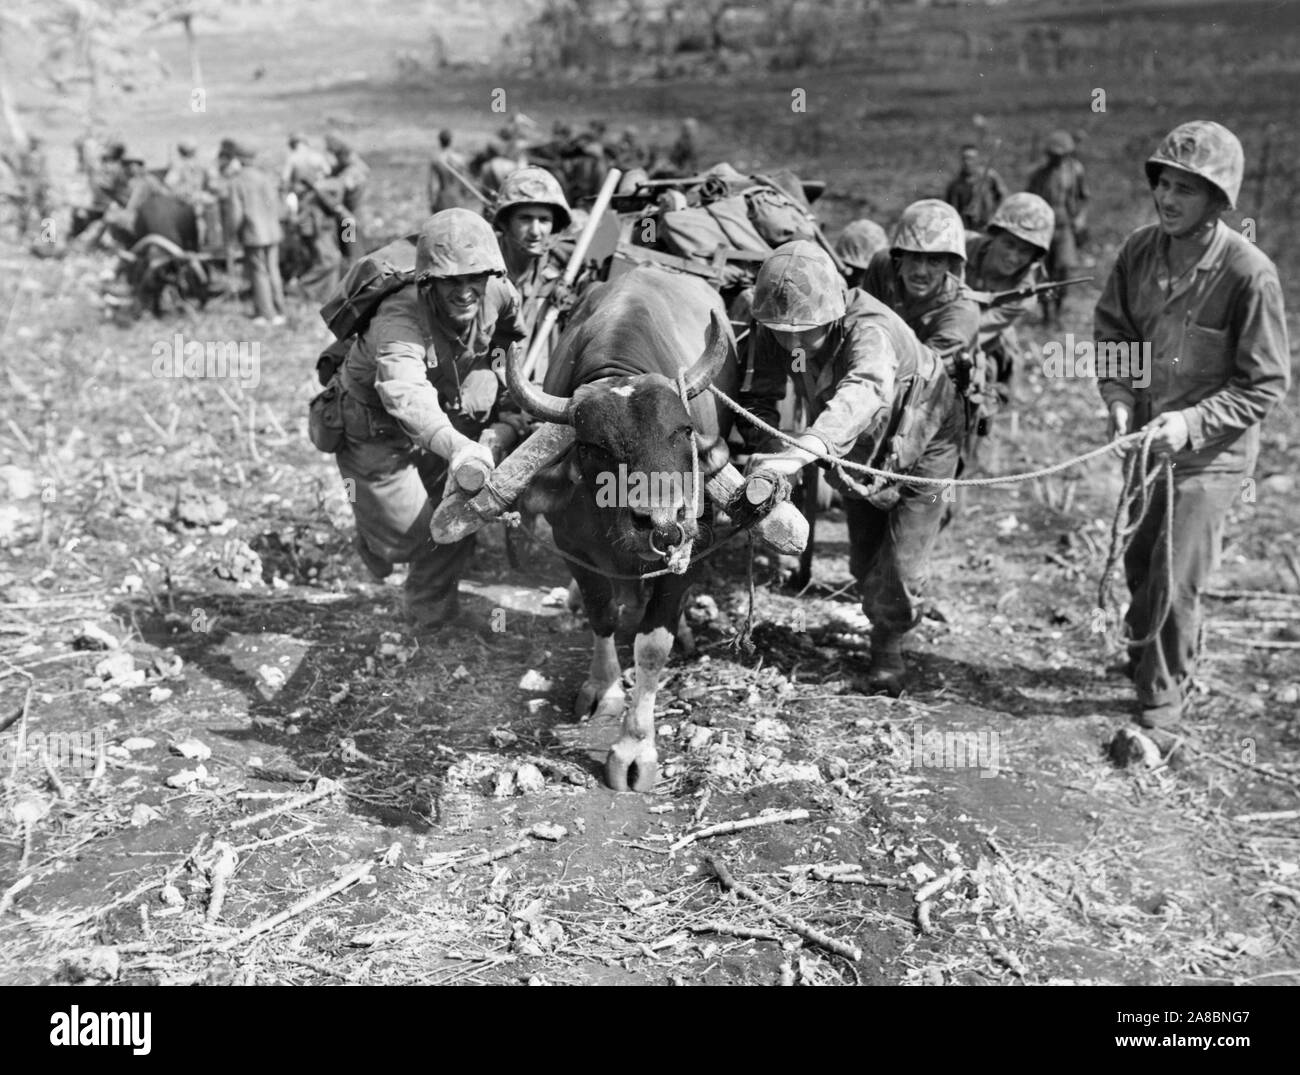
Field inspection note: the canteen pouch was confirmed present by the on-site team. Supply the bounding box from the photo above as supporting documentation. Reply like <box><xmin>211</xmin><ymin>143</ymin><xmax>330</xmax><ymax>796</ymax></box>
<box><xmin>308</xmin><ymin>377</ymin><xmax>346</xmax><ymax>454</ymax></box>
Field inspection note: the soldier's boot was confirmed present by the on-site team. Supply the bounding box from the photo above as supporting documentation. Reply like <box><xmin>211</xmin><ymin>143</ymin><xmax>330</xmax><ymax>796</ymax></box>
<box><xmin>865</xmin><ymin>629</ymin><xmax>907</xmax><ymax>696</ymax></box>
<box><xmin>353</xmin><ymin>535</ymin><xmax>393</xmax><ymax>581</ymax></box>
<box><xmin>403</xmin><ymin>588</ymin><xmax>461</xmax><ymax>631</ymax></box>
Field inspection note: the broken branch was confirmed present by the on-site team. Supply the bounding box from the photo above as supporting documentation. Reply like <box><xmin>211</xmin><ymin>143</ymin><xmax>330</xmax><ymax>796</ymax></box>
<box><xmin>670</xmin><ymin>808</ymin><xmax>810</xmax><ymax>853</ymax></box>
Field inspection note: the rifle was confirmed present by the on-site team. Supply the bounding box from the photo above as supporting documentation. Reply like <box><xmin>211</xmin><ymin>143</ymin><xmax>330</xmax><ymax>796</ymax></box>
<box><xmin>968</xmin><ymin>275</ymin><xmax>1093</xmax><ymax>309</ymax></box>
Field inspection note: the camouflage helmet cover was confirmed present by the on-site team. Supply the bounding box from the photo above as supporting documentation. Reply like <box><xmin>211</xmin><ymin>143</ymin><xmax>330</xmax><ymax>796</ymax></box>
<box><xmin>1046</xmin><ymin>129</ymin><xmax>1075</xmax><ymax>155</ymax></box>
<box><xmin>415</xmin><ymin>208</ymin><xmax>507</xmax><ymax>280</ymax></box>
<box><xmin>491</xmin><ymin>166</ymin><xmax>572</xmax><ymax>231</ymax></box>
<box><xmin>1144</xmin><ymin>120</ymin><xmax>1244</xmax><ymax>210</ymax></box>
<box><xmin>835</xmin><ymin>218</ymin><xmax>889</xmax><ymax>270</ymax></box>
<box><xmin>752</xmin><ymin>240</ymin><xmax>847</xmax><ymax>331</ymax></box>
<box><xmin>987</xmin><ymin>192</ymin><xmax>1055</xmax><ymax>253</ymax></box>
<box><xmin>891</xmin><ymin>199</ymin><xmax>967</xmax><ymax>261</ymax></box>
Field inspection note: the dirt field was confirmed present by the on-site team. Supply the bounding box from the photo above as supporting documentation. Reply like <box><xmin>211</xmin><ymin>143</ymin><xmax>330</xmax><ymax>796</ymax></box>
<box><xmin>1</xmin><ymin>0</ymin><xmax>1298</xmax><ymax>988</ymax></box>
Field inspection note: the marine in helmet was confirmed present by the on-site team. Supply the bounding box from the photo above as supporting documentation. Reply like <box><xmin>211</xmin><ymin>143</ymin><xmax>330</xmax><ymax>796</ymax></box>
<box><xmin>491</xmin><ymin>166</ymin><xmax>573</xmax><ymax>377</ymax></box>
<box><xmin>861</xmin><ymin>200</ymin><xmax>983</xmax><ymax>452</ymax></box>
<box><xmin>965</xmin><ymin>192</ymin><xmax>1055</xmax><ymax>396</ymax></box>
<box><xmin>738</xmin><ymin>240</ymin><xmax>962</xmax><ymax>694</ymax></box>
<box><xmin>1026</xmin><ymin>129</ymin><xmax>1089</xmax><ymax>325</ymax></box>
<box><xmin>332</xmin><ymin>209</ymin><xmax>528</xmax><ymax>628</ymax></box>
<box><xmin>1095</xmin><ymin>121</ymin><xmax>1290</xmax><ymax>743</ymax></box>
<box><xmin>943</xmin><ymin>143</ymin><xmax>1007</xmax><ymax>231</ymax></box>
<box><xmin>834</xmin><ymin>218</ymin><xmax>888</xmax><ymax>290</ymax></box>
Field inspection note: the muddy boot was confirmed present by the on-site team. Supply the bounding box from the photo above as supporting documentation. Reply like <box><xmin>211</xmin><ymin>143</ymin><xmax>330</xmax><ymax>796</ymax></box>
<box><xmin>865</xmin><ymin>629</ymin><xmax>906</xmax><ymax>696</ymax></box>
<box><xmin>403</xmin><ymin>589</ymin><xmax>460</xmax><ymax>631</ymax></box>
<box><xmin>354</xmin><ymin>535</ymin><xmax>393</xmax><ymax>581</ymax></box>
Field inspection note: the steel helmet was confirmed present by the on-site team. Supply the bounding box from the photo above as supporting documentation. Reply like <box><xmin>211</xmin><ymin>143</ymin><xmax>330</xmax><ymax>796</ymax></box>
<box><xmin>835</xmin><ymin>219</ymin><xmax>889</xmax><ymax>270</ymax></box>
<box><xmin>415</xmin><ymin>208</ymin><xmax>506</xmax><ymax>280</ymax></box>
<box><xmin>1046</xmin><ymin>129</ymin><xmax>1075</xmax><ymax>155</ymax></box>
<box><xmin>491</xmin><ymin>166</ymin><xmax>572</xmax><ymax>231</ymax></box>
<box><xmin>752</xmin><ymin>240</ymin><xmax>847</xmax><ymax>331</ymax></box>
<box><xmin>1144</xmin><ymin>120</ymin><xmax>1244</xmax><ymax>211</ymax></box>
<box><xmin>987</xmin><ymin>192</ymin><xmax>1055</xmax><ymax>254</ymax></box>
<box><xmin>891</xmin><ymin>199</ymin><xmax>967</xmax><ymax>261</ymax></box>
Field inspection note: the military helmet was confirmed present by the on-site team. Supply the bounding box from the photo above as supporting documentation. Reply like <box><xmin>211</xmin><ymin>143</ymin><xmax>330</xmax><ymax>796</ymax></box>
<box><xmin>891</xmin><ymin>199</ymin><xmax>967</xmax><ymax>261</ymax></box>
<box><xmin>987</xmin><ymin>192</ymin><xmax>1055</xmax><ymax>254</ymax></box>
<box><xmin>834</xmin><ymin>219</ymin><xmax>889</xmax><ymax>270</ymax></box>
<box><xmin>752</xmin><ymin>240</ymin><xmax>847</xmax><ymax>331</ymax></box>
<box><xmin>415</xmin><ymin>208</ymin><xmax>506</xmax><ymax>281</ymax></box>
<box><xmin>1144</xmin><ymin>120</ymin><xmax>1244</xmax><ymax>210</ymax></box>
<box><xmin>491</xmin><ymin>166</ymin><xmax>572</xmax><ymax>231</ymax></box>
<box><xmin>1046</xmin><ymin>129</ymin><xmax>1075</xmax><ymax>155</ymax></box>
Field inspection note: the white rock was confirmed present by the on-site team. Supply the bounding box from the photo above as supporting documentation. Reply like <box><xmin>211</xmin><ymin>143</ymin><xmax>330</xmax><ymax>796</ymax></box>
<box><xmin>130</xmin><ymin>802</ymin><xmax>162</xmax><ymax>827</ymax></box>
<box><xmin>514</xmin><ymin>762</ymin><xmax>546</xmax><ymax>795</ymax></box>
<box><xmin>750</xmin><ymin>717</ymin><xmax>791</xmax><ymax>742</ymax></box>
<box><xmin>149</xmin><ymin>687</ymin><xmax>173</xmax><ymax>704</ymax></box>
<box><xmin>530</xmin><ymin>822</ymin><xmax>567</xmax><ymax>841</ymax></box>
<box><xmin>542</xmin><ymin>587</ymin><xmax>570</xmax><ymax>607</ymax></box>
<box><xmin>171</xmin><ymin>737</ymin><xmax>211</xmax><ymax>761</ymax></box>
<box><xmin>94</xmin><ymin>651</ymin><xmax>135</xmax><ymax>682</ymax></box>
<box><xmin>121</xmin><ymin>737</ymin><xmax>157</xmax><ymax>752</ymax></box>
<box><xmin>165</xmin><ymin>764</ymin><xmax>208</xmax><ymax>789</ymax></box>
<box><xmin>73</xmin><ymin>621</ymin><xmax>118</xmax><ymax>650</ymax></box>
<box><xmin>518</xmin><ymin>669</ymin><xmax>552</xmax><ymax>693</ymax></box>
<box><xmin>159</xmin><ymin>884</ymin><xmax>185</xmax><ymax>907</ymax></box>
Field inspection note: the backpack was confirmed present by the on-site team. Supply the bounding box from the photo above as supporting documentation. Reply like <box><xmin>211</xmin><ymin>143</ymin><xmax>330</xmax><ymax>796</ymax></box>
<box><xmin>314</xmin><ymin>233</ymin><xmax>419</xmax><ymax>384</ymax></box>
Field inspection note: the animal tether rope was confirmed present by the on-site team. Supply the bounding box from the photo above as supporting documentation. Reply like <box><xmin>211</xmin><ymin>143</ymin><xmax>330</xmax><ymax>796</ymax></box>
<box><xmin>502</xmin><ymin>384</ymin><xmax>1175</xmax><ymax>646</ymax></box>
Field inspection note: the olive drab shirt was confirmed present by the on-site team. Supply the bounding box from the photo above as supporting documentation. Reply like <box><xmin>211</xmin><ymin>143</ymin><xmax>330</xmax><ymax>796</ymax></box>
<box><xmin>739</xmin><ymin>290</ymin><xmax>953</xmax><ymax>496</ymax></box>
<box><xmin>861</xmin><ymin>250</ymin><xmax>981</xmax><ymax>372</ymax></box>
<box><xmin>339</xmin><ymin>279</ymin><xmax>527</xmax><ymax>459</ymax></box>
<box><xmin>965</xmin><ymin>233</ymin><xmax>1044</xmax><ymax>350</ymax></box>
<box><xmin>1095</xmin><ymin>221</ymin><xmax>1290</xmax><ymax>475</ymax></box>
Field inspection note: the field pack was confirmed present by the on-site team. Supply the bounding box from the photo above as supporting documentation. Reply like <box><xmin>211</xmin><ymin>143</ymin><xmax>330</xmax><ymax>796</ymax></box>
<box><xmin>315</xmin><ymin>233</ymin><xmax>419</xmax><ymax>384</ymax></box>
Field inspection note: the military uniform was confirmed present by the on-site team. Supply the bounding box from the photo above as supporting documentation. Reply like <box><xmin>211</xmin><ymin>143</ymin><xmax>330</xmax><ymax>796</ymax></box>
<box><xmin>741</xmin><ymin>242</ymin><xmax>960</xmax><ymax>690</ymax></box>
<box><xmin>1027</xmin><ymin>131</ymin><xmax>1088</xmax><ymax>321</ymax></box>
<box><xmin>293</xmin><ymin>175</ymin><xmax>345</xmax><ymax>303</ymax></box>
<box><xmin>944</xmin><ymin>165</ymin><xmax>1007</xmax><ymax>231</ymax></box>
<box><xmin>428</xmin><ymin>145</ymin><xmax>480</xmax><ymax>213</ymax></box>
<box><xmin>1095</xmin><ymin>121</ymin><xmax>1290</xmax><ymax>728</ymax></box>
<box><xmin>219</xmin><ymin>143</ymin><xmax>286</xmax><ymax>322</ymax></box>
<box><xmin>328</xmin><ymin>138</ymin><xmax>369</xmax><ymax>265</ymax></box>
<box><xmin>334</xmin><ymin>210</ymin><xmax>527</xmax><ymax>625</ymax></box>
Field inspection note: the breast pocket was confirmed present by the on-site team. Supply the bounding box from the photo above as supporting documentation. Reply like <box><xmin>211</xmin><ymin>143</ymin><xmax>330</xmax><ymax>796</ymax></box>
<box><xmin>1179</xmin><ymin>322</ymin><xmax>1231</xmax><ymax>381</ymax></box>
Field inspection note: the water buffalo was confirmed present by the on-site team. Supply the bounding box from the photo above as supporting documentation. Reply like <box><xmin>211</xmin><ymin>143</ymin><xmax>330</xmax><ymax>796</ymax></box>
<box><xmin>508</xmin><ymin>266</ymin><xmax>736</xmax><ymax>792</ymax></box>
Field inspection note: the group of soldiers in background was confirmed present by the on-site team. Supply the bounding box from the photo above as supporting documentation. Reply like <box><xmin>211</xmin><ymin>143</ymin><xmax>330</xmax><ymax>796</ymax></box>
<box><xmin>942</xmin><ymin>130</ymin><xmax>1089</xmax><ymax>327</ymax></box>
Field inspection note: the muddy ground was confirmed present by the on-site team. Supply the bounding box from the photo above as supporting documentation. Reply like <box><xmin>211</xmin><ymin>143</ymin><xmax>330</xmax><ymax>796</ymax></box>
<box><xmin>1</xmin><ymin>0</ymin><xmax>1298</xmax><ymax>987</ymax></box>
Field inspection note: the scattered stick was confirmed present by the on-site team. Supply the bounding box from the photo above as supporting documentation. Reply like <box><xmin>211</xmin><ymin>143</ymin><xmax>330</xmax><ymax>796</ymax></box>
<box><xmin>1205</xmin><ymin>588</ymin><xmax>1300</xmax><ymax>602</ymax></box>
<box><xmin>916</xmin><ymin>900</ymin><xmax>934</xmax><ymax>936</ymax></box>
<box><xmin>692</xmin><ymin>786</ymin><xmax>712</xmax><ymax>826</ymax></box>
<box><xmin>175</xmin><ymin>857</ymin><xmax>379</xmax><ymax>959</ymax></box>
<box><xmin>452</xmin><ymin>839</ymin><xmax>532</xmax><ymax>873</ymax></box>
<box><xmin>826</xmin><ymin>873</ymin><xmax>908</xmax><ymax>888</ymax></box>
<box><xmin>204</xmin><ymin>842</ymin><xmax>239</xmax><ymax>925</ymax></box>
<box><xmin>1233</xmin><ymin>809</ymin><xmax>1300</xmax><ymax>824</ymax></box>
<box><xmin>689</xmin><ymin>921</ymin><xmax>783</xmax><ymax>943</ymax></box>
<box><xmin>41</xmin><ymin>750</ymin><xmax>74</xmax><ymax>802</ymax></box>
<box><xmin>1187</xmin><ymin>743</ymin><xmax>1300</xmax><ymax>791</ymax></box>
<box><xmin>670</xmin><ymin>808</ymin><xmax>810</xmax><ymax>853</ymax></box>
<box><xmin>0</xmin><ymin>874</ymin><xmax>34</xmax><ymax>916</ymax></box>
<box><xmin>1215</xmin><ymin>637</ymin><xmax>1300</xmax><ymax>649</ymax></box>
<box><xmin>61</xmin><ymin>835</ymin><xmax>208</xmax><ymax>928</ymax></box>
<box><xmin>915</xmin><ymin>868</ymin><xmax>964</xmax><ymax>903</ymax></box>
<box><xmin>705</xmin><ymin>855</ymin><xmax>862</xmax><ymax>962</ymax></box>
<box><xmin>978</xmin><ymin>925</ymin><xmax>1027</xmax><ymax>978</ymax></box>
<box><xmin>227</xmin><ymin>777</ymin><xmax>341</xmax><ymax>831</ymax></box>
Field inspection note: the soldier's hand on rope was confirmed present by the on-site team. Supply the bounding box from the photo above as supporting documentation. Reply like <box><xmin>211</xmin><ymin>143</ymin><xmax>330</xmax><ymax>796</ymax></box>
<box><xmin>1107</xmin><ymin>401</ymin><xmax>1133</xmax><ymax>443</ymax></box>
<box><xmin>1146</xmin><ymin>411</ymin><xmax>1190</xmax><ymax>456</ymax></box>
<box><xmin>745</xmin><ymin>433</ymin><xmax>824</xmax><ymax>479</ymax></box>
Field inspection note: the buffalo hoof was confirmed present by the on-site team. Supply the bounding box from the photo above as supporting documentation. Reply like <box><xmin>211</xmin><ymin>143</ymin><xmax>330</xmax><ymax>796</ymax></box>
<box><xmin>605</xmin><ymin>737</ymin><xmax>658</xmax><ymax>793</ymax></box>
<box><xmin>574</xmin><ymin>679</ymin><xmax>626</xmax><ymax>721</ymax></box>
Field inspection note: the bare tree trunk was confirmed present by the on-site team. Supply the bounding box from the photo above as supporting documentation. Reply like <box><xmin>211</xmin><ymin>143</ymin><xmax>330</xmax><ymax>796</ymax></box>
<box><xmin>181</xmin><ymin>14</ymin><xmax>202</xmax><ymax>88</ymax></box>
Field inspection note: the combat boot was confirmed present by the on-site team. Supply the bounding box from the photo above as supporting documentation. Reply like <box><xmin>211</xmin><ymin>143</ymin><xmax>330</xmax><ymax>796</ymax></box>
<box><xmin>865</xmin><ymin>629</ymin><xmax>907</xmax><ymax>696</ymax></box>
<box><xmin>403</xmin><ymin>589</ymin><xmax>461</xmax><ymax>631</ymax></box>
<box><xmin>353</xmin><ymin>535</ymin><xmax>393</xmax><ymax>581</ymax></box>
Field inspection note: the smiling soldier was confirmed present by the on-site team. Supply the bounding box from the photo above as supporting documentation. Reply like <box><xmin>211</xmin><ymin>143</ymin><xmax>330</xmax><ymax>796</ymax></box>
<box><xmin>491</xmin><ymin>166</ymin><xmax>573</xmax><ymax>378</ymax></box>
<box><xmin>333</xmin><ymin>209</ymin><xmax>527</xmax><ymax>628</ymax></box>
<box><xmin>1096</xmin><ymin>121</ymin><xmax>1289</xmax><ymax>739</ymax></box>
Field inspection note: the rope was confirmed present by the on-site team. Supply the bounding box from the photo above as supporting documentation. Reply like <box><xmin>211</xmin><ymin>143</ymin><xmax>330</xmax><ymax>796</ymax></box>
<box><xmin>707</xmin><ymin>383</ymin><xmax>1146</xmax><ymax>488</ymax></box>
<box><xmin>1097</xmin><ymin>432</ymin><xmax>1176</xmax><ymax>648</ymax></box>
